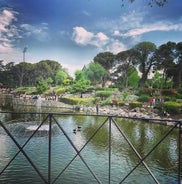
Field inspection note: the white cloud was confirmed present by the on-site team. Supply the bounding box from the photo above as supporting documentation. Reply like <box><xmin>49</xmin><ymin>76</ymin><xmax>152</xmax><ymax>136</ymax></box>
<box><xmin>110</xmin><ymin>10</ymin><xmax>182</xmax><ymax>38</ymax></box>
<box><xmin>72</xmin><ymin>26</ymin><xmax>110</xmax><ymax>48</ymax></box>
<box><xmin>121</xmin><ymin>22</ymin><xmax>182</xmax><ymax>37</ymax></box>
<box><xmin>20</xmin><ymin>23</ymin><xmax>49</xmax><ymax>38</ymax></box>
<box><xmin>106</xmin><ymin>40</ymin><xmax>126</xmax><ymax>54</ymax></box>
<box><xmin>20</xmin><ymin>23</ymin><xmax>50</xmax><ymax>42</ymax></box>
<box><xmin>82</xmin><ymin>10</ymin><xmax>91</xmax><ymax>17</ymax></box>
<box><xmin>0</xmin><ymin>9</ymin><xmax>17</xmax><ymax>32</ymax></box>
<box><xmin>72</xmin><ymin>26</ymin><xmax>94</xmax><ymax>45</ymax></box>
<box><xmin>72</xmin><ymin>26</ymin><xmax>126</xmax><ymax>53</ymax></box>
<box><xmin>0</xmin><ymin>9</ymin><xmax>19</xmax><ymax>53</ymax></box>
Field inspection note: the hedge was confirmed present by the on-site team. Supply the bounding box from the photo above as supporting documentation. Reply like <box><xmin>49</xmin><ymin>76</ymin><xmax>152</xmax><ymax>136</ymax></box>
<box><xmin>163</xmin><ymin>101</ymin><xmax>182</xmax><ymax>114</ymax></box>
<box><xmin>129</xmin><ymin>101</ymin><xmax>143</xmax><ymax>109</ymax></box>
<box><xmin>60</xmin><ymin>97</ymin><xmax>94</xmax><ymax>105</ymax></box>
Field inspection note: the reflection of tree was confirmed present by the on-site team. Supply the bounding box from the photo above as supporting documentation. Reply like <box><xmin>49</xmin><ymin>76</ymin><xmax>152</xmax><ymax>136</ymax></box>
<box><xmin>78</xmin><ymin>115</ymin><xmax>178</xmax><ymax>175</ymax></box>
<box><xmin>115</xmin><ymin>118</ymin><xmax>178</xmax><ymax>174</ymax></box>
<box><xmin>85</xmin><ymin>122</ymin><xmax>108</xmax><ymax>147</ymax></box>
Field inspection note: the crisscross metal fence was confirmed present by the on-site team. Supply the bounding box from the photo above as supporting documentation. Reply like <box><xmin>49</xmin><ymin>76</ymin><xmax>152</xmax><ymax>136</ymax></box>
<box><xmin>0</xmin><ymin>112</ymin><xmax>181</xmax><ymax>184</ymax></box>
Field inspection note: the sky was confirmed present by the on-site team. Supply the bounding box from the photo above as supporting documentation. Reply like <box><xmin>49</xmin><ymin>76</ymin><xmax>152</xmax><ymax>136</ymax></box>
<box><xmin>0</xmin><ymin>0</ymin><xmax>182</xmax><ymax>76</ymax></box>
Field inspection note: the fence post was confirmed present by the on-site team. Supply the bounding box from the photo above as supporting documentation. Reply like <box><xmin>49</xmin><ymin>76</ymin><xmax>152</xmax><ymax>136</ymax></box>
<box><xmin>179</xmin><ymin>121</ymin><xmax>182</xmax><ymax>184</ymax></box>
<box><xmin>48</xmin><ymin>114</ymin><xmax>52</xmax><ymax>184</ymax></box>
<box><xmin>108</xmin><ymin>116</ymin><xmax>112</xmax><ymax>184</ymax></box>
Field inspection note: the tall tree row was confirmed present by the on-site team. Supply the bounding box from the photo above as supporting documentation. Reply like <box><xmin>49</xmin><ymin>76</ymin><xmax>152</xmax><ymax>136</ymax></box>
<box><xmin>0</xmin><ymin>41</ymin><xmax>181</xmax><ymax>89</ymax></box>
<box><xmin>93</xmin><ymin>41</ymin><xmax>182</xmax><ymax>89</ymax></box>
<box><xmin>0</xmin><ymin>60</ymin><xmax>69</xmax><ymax>88</ymax></box>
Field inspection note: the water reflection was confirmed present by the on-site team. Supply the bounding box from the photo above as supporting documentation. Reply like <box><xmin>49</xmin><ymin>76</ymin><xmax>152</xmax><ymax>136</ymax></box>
<box><xmin>0</xmin><ymin>108</ymin><xmax>180</xmax><ymax>184</ymax></box>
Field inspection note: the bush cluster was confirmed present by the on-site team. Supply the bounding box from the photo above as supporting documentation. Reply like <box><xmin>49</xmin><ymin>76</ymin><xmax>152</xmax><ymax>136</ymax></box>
<box><xmin>129</xmin><ymin>101</ymin><xmax>142</xmax><ymax>109</ymax></box>
<box><xmin>60</xmin><ymin>97</ymin><xmax>94</xmax><ymax>105</ymax></box>
<box><xmin>95</xmin><ymin>91</ymin><xmax>112</xmax><ymax>100</ymax></box>
<box><xmin>138</xmin><ymin>94</ymin><xmax>150</xmax><ymax>102</ymax></box>
<box><xmin>163</xmin><ymin>101</ymin><xmax>182</xmax><ymax>114</ymax></box>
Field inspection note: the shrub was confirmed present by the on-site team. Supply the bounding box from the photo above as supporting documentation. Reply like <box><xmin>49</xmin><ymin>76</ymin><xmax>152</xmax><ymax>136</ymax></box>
<box><xmin>14</xmin><ymin>87</ymin><xmax>37</xmax><ymax>95</ymax></box>
<box><xmin>60</xmin><ymin>97</ymin><xmax>94</xmax><ymax>105</ymax></box>
<box><xmin>176</xmin><ymin>99</ymin><xmax>182</xmax><ymax>103</ymax></box>
<box><xmin>56</xmin><ymin>87</ymin><xmax>67</xmax><ymax>95</ymax></box>
<box><xmin>138</xmin><ymin>94</ymin><xmax>150</xmax><ymax>102</ymax></box>
<box><xmin>176</xmin><ymin>93</ymin><xmax>182</xmax><ymax>99</ymax></box>
<box><xmin>101</xmin><ymin>98</ymin><xmax>111</xmax><ymax>106</ymax></box>
<box><xmin>163</xmin><ymin>101</ymin><xmax>182</xmax><ymax>114</ymax></box>
<box><xmin>118</xmin><ymin>101</ymin><xmax>125</xmax><ymax>107</ymax></box>
<box><xmin>95</xmin><ymin>91</ymin><xmax>111</xmax><ymax>100</ymax></box>
<box><xmin>129</xmin><ymin>101</ymin><xmax>142</xmax><ymax>109</ymax></box>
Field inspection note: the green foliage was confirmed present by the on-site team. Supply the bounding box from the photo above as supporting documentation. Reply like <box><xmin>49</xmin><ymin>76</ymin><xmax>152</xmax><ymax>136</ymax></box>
<box><xmin>147</xmin><ymin>72</ymin><xmax>173</xmax><ymax>89</ymax></box>
<box><xmin>138</xmin><ymin>94</ymin><xmax>150</xmax><ymax>102</ymax></box>
<box><xmin>84</xmin><ymin>62</ymin><xmax>108</xmax><ymax>85</ymax></box>
<box><xmin>56</xmin><ymin>87</ymin><xmax>67</xmax><ymax>95</ymax></box>
<box><xmin>55</xmin><ymin>69</ymin><xmax>68</xmax><ymax>85</ymax></box>
<box><xmin>100</xmin><ymin>98</ymin><xmax>110</xmax><ymax>106</ymax></box>
<box><xmin>176</xmin><ymin>99</ymin><xmax>182</xmax><ymax>103</ymax></box>
<box><xmin>121</xmin><ymin>0</ymin><xmax>168</xmax><ymax>7</ymax></box>
<box><xmin>128</xmin><ymin>70</ymin><xmax>140</xmax><ymax>88</ymax></box>
<box><xmin>47</xmin><ymin>77</ymin><xmax>53</xmax><ymax>85</ymax></box>
<box><xmin>93</xmin><ymin>52</ymin><xmax>114</xmax><ymax>70</ymax></box>
<box><xmin>176</xmin><ymin>93</ymin><xmax>182</xmax><ymax>99</ymax></box>
<box><xmin>163</xmin><ymin>101</ymin><xmax>182</xmax><ymax>114</ymax></box>
<box><xmin>74</xmin><ymin>70</ymin><xmax>87</xmax><ymax>81</ymax></box>
<box><xmin>95</xmin><ymin>91</ymin><xmax>112</xmax><ymax>99</ymax></box>
<box><xmin>129</xmin><ymin>101</ymin><xmax>143</xmax><ymax>109</ymax></box>
<box><xmin>70</xmin><ymin>78</ymin><xmax>91</xmax><ymax>95</ymax></box>
<box><xmin>60</xmin><ymin>97</ymin><xmax>94</xmax><ymax>105</ymax></box>
<box><xmin>14</xmin><ymin>87</ymin><xmax>37</xmax><ymax>95</ymax></box>
<box><xmin>122</xmin><ymin>92</ymin><xmax>128</xmax><ymax>101</ymax></box>
<box><xmin>36</xmin><ymin>77</ymin><xmax>48</xmax><ymax>94</ymax></box>
<box><xmin>133</xmin><ymin>41</ymin><xmax>157</xmax><ymax>88</ymax></box>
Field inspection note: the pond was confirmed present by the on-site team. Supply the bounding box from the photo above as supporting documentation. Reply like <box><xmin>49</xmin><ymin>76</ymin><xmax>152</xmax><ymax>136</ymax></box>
<box><xmin>0</xmin><ymin>106</ymin><xmax>180</xmax><ymax>184</ymax></box>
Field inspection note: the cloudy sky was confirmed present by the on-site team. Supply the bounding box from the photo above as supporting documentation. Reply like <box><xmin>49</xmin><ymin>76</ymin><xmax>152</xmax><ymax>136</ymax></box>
<box><xmin>0</xmin><ymin>0</ymin><xmax>182</xmax><ymax>75</ymax></box>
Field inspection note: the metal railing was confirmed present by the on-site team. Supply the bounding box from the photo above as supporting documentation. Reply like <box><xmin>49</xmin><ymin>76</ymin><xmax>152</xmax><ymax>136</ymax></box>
<box><xmin>0</xmin><ymin>111</ymin><xmax>181</xmax><ymax>184</ymax></box>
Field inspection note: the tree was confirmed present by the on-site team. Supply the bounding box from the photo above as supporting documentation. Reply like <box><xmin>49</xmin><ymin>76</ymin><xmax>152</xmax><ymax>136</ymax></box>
<box><xmin>155</xmin><ymin>42</ymin><xmax>176</xmax><ymax>88</ymax></box>
<box><xmin>175</xmin><ymin>42</ymin><xmax>182</xmax><ymax>88</ymax></box>
<box><xmin>128</xmin><ymin>66</ymin><xmax>140</xmax><ymax>88</ymax></box>
<box><xmin>114</xmin><ymin>49</ymin><xmax>137</xmax><ymax>88</ymax></box>
<box><xmin>36</xmin><ymin>77</ymin><xmax>48</xmax><ymax>94</ymax></box>
<box><xmin>84</xmin><ymin>62</ymin><xmax>108</xmax><ymax>86</ymax></box>
<box><xmin>74</xmin><ymin>69</ymin><xmax>86</xmax><ymax>81</ymax></box>
<box><xmin>121</xmin><ymin>0</ymin><xmax>168</xmax><ymax>7</ymax></box>
<box><xmin>133</xmin><ymin>42</ymin><xmax>156</xmax><ymax>88</ymax></box>
<box><xmin>12</xmin><ymin>62</ymin><xmax>34</xmax><ymax>87</ymax></box>
<box><xmin>55</xmin><ymin>69</ymin><xmax>68</xmax><ymax>85</ymax></box>
<box><xmin>93</xmin><ymin>52</ymin><xmax>115</xmax><ymax>70</ymax></box>
<box><xmin>3</xmin><ymin>62</ymin><xmax>15</xmax><ymax>87</ymax></box>
<box><xmin>71</xmin><ymin>78</ymin><xmax>91</xmax><ymax>98</ymax></box>
<box><xmin>0</xmin><ymin>61</ymin><xmax>15</xmax><ymax>87</ymax></box>
<box><xmin>35</xmin><ymin>60</ymin><xmax>62</xmax><ymax>84</ymax></box>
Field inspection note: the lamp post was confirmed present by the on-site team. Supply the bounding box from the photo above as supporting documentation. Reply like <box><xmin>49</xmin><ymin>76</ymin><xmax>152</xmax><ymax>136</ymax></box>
<box><xmin>23</xmin><ymin>47</ymin><xmax>27</xmax><ymax>62</ymax></box>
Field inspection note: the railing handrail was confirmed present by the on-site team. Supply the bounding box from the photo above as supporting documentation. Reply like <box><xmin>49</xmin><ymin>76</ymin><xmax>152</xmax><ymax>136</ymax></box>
<box><xmin>0</xmin><ymin>111</ymin><xmax>181</xmax><ymax>184</ymax></box>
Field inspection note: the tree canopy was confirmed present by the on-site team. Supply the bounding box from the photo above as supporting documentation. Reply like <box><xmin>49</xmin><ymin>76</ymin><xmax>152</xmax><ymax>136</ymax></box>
<box><xmin>121</xmin><ymin>0</ymin><xmax>168</xmax><ymax>7</ymax></box>
<box><xmin>0</xmin><ymin>41</ymin><xmax>182</xmax><ymax>92</ymax></box>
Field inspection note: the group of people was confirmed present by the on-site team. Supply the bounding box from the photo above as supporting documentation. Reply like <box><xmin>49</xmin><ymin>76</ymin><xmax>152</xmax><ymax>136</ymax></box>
<box><xmin>149</xmin><ymin>97</ymin><xmax>165</xmax><ymax>108</ymax></box>
<box><xmin>149</xmin><ymin>97</ymin><xmax>155</xmax><ymax>108</ymax></box>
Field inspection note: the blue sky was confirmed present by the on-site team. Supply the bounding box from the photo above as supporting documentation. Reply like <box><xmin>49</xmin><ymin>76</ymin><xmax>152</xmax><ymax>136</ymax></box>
<box><xmin>0</xmin><ymin>0</ymin><xmax>182</xmax><ymax>76</ymax></box>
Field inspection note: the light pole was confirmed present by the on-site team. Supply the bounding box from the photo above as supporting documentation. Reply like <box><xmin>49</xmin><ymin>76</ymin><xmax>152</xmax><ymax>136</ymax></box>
<box><xmin>23</xmin><ymin>46</ymin><xmax>27</xmax><ymax>62</ymax></box>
